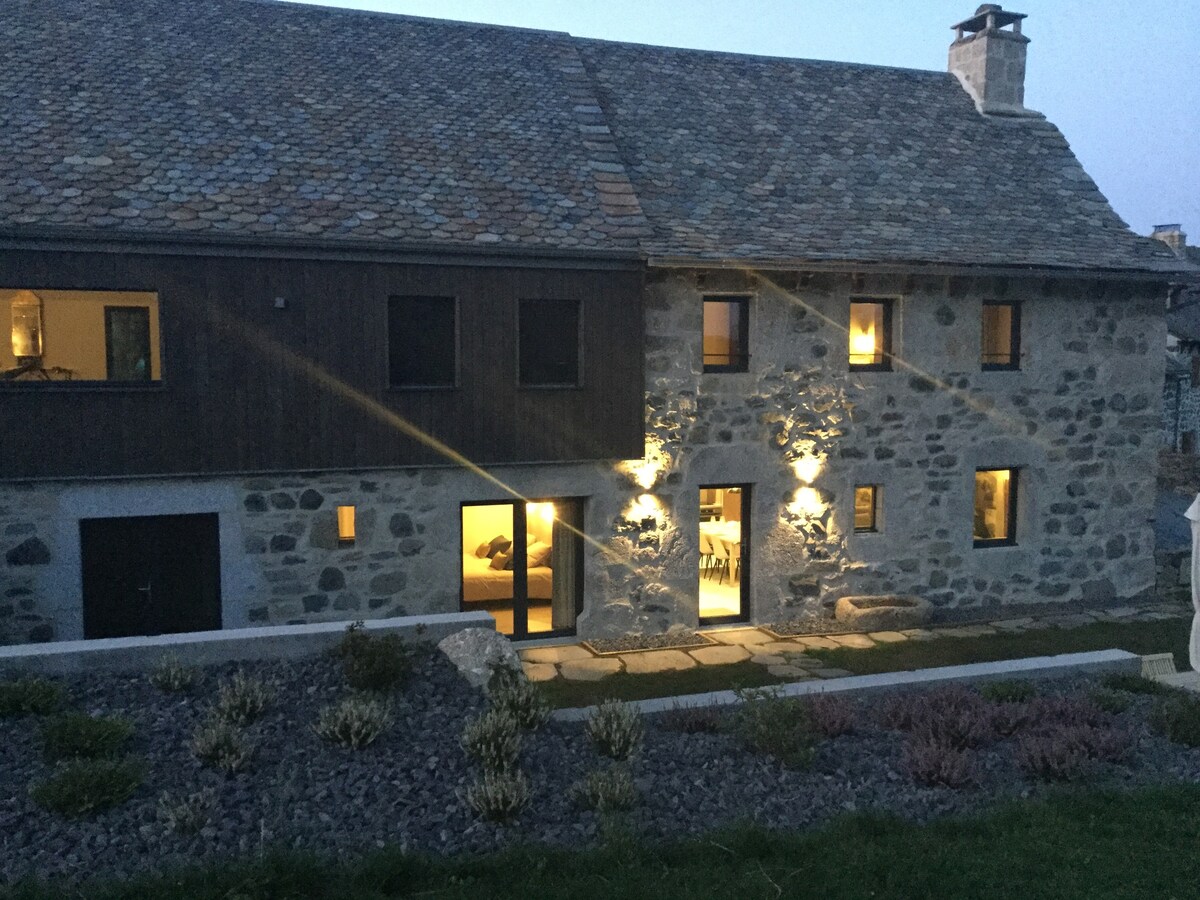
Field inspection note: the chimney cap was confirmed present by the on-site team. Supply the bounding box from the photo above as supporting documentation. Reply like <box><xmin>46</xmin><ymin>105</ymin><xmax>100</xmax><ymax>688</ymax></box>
<box><xmin>952</xmin><ymin>4</ymin><xmax>1026</xmax><ymax>35</ymax></box>
<box><xmin>1153</xmin><ymin>224</ymin><xmax>1184</xmax><ymax>234</ymax></box>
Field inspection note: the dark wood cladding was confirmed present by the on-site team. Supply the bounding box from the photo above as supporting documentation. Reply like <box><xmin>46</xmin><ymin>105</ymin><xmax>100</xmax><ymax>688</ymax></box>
<box><xmin>0</xmin><ymin>249</ymin><xmax>645</xmax><ymax>479</ymax></box>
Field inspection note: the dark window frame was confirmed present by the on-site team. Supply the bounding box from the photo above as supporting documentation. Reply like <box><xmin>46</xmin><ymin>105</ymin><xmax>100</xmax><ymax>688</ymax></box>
<box><xmin>702</xmin><ymin>295</ymin><xmax>751</xmax><ymax>373</ymax></box>
<box><xmin>516</xmin><ymin>297</ymin><xmax>584</xmax><ymax>389</ymax></box>
<box><xmin>981</xmin><ymin>301</ymin><xmax>1021</xmax><ymax>371</ymax></box>
<box><xmin>973</xmin><ymin>467</ymin><xmax>1018</xmax><ymax>548</ymax></box>
<box><xmin>848</xmin><ymin>298</ymin><xmax>894</xmax><ymax>372</ymax></box>
<box><xmin>697</xmin><ymin>483</ymin><xmax>752</xmax><ymax>626</ymax></box>
<box><xmin>853</xmin><ymin>484</ymin><xmax>880</xmax><ymax>533</ymax></box>
<box><xmin>104</xmin><ymin>306</ymin><xmax>153</xmax><ymax>382</ymax></box>
<box><xmin>386</xmin><ymin>295</ymin><xmax>460</xmax><ymax>390</ymax></box>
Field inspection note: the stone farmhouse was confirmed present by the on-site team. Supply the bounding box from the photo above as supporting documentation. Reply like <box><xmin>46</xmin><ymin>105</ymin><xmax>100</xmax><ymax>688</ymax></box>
<box><xmin>0</xmin><ymin>1</ymin><xmax>1189</xmax><ymax>645</ymax></box>
<box><xmin>1156</xmin><ymin>226</ymin><xmax>1200</xmax><ymax>452</ymax></box>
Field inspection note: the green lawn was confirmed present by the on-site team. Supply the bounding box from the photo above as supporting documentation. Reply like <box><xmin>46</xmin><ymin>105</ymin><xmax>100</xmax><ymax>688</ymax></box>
<box><xmin>8</xmin><ymin>785</ymin><xmax>1200</xmax><ymax>899</ymax></box>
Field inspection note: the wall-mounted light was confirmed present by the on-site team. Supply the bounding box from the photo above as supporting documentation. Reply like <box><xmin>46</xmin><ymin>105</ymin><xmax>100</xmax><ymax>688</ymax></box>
<box><xmin>625</xmin><ymin>493</ymin><xmax>661</xmax><ymax>529</ymax></box>
<box><xmin>788</xmin><ymin>486</ymin><xmax>826</xmax><ymax>518</ymax></box>
<box><xmin>791</xmin><ymin>456</ymin><xmax>822</xmax><ymax>485</ymax></box>
<box><xmin>337</xmin><ymin>505</ymin><xmax>356</xmax><ymax>544</ymax></box>
<box><xmin>619</xmin><ymin>435</ymin><xmax>669</xmax><ymax>491</ymax></box>
<box><xmin>527</xmin><ymin>501</ymin><xmax>556</xmax><ymax>523</ymax></box>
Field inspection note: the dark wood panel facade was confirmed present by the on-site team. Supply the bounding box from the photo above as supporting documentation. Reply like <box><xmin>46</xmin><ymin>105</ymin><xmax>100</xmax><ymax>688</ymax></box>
<box><xmin>0</xmin><ymin>249</ymin><xmax>645</xmax><ymax>479</ymax></box>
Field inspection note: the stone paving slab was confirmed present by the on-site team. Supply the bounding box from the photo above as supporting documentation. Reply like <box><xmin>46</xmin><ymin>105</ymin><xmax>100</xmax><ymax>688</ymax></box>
<box><xmin>688</xmin><ymin>645</ymin><xmax>751</xmax><ymax>666</ymax></box>
<box><xmin>520</xmin><ymin>645</ymin><xmax>594</xmax><ymax>664</ymax></box>
<box><xmin>705</xmin><ymin>628</ymin><xmax>774</xmax><ymax>646</ymax></box>
<box><xmin>867</xmin><ymin>631</ymin><xmax>908</xmax><ymax>643</ymax></box>
<box><xmin>829</xmin><ymin>634</ymin><xmax>876</xmax><ymax>649</ymax></box>
<box><xmin>749</xmin><ymin>654</ymin><xmax>787</xmax><ymax>666</ymax></box>
<box><xmin>767</xmin><ymin>665</ymin><xmax>815</xmax><ymax>678</ymax></box>
<box><xmin>621</xmin><ymin>649</ymin><xmax>697</xmax><ymax>675</ymax></box>
<box><xmin>757</xmin><ymin>640</ymin><xmax>814</xmax><ymax>655</ymax></box>
<box><xmin>899</xmin><ymin>628</ymin><xmax>938</xmax><ymax>641</ymax></box>
<box><xmin>794</xmin><ymin>636</ymin><xmax>842</xmax><ymax>650</ymax></box>
<box><xmin>989</xmin><ymin>617</ymin><xmax>1036</xmax><ymax>631</ymax></box>
<box><xmin>559</xmin><ymin>658</ymin><xmax>622</xmax><ymax>681</ymax></box>
<box><xmin>521</xmin><ymin>662</ymin><xmax>558</xmax><ymax>682</ymax></box>
<box><xmin>936</xmin><ymin>625</ymin><xmax>997</xmax><ymax>638</ymax></box>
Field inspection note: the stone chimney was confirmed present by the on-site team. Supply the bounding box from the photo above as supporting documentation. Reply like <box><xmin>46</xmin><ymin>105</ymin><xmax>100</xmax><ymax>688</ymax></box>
<box><xmin>1151</xmin><ymin>224</ymin><xmax>1188</xmax><ymax>257</ymax></box>
<box><xmin>949</xmin><ymin>4</ymin><xmax>1035</xmax><ymax>116</ymax></box>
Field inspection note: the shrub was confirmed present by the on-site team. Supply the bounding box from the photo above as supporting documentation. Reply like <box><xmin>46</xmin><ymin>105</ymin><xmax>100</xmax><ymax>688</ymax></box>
<box><xmin>488</xmin><ymin>668</ymin><xmax>551</xmax><ymax>731</ymax></box>
<box><xmin>1151</xmin><ymin>694</ymin><xmax>1200</xmax><ymax>748</ymax></box>
<box><xmin>0</xmin><ymin>678</ymin><xmax>64</xmax><ymax>717</ymax></box>
<box><xmin>1026</xmin><ymin>695</ymin><xmax>1111</xmax><ymax>731</ymax></box>
<box><xmin>191</xmin><ymin>715</ymin><xmax>255</xmax><ymax>774</ymax></box>
<box><xmin>586</xmin><ymin>699</ymin><xmax>644</xmax><ymax>762</ymax></box>
<box><xmin>804</xmin><ymin>694</ymin><xmax>856</xmax><ymax>737</ymax></box>
<box><xmin>158</xmin><ymin>788</ymin><xmax>216</xmax><ymax>836</ymax></box>
<box><xmin>30</xmin><ymin>758</ymin><xmax>142</xmax><ymax>817</ymax></box>
<box><xmin>658</xmin><ymin>703</ymin><xmax>726</xmax><ymax>734</ymax></box>
<box><xmin>1102</xmin><ymin>673</ymin><xmax>1174</xmax><ymax>696</ymax></box>
<box><xmin>892</xmin><ymin>687</ymin><xmax>996</xmax><ymax>750</ymax></box>
<box><xmin>331</xmin><ymin>622</ymin><xmax>414</xmax><ymax>693</ymax></box>
<box><xmin>464</xmin><ymin>768</ymin><xmax>530</xmax><ymax>823</ymax></box>
<box><xmin>990</xmin><ymin>702</ymin><xmax>1036</xmax><ymax>738</ymax></box>
<box><xmin>730</xmin><ymin>689</ymin><xmax>817</xmax><ymax>769</ymax></box>
<box><xmin>980</xmin><ymin>680</ymin><xmax>1037</xmax><ymax>704</ymax></box>
<box><xmin>461</xmin><ymin>709</ymin><xmax>521</xmax><ymax>772</ymax></box>
<box><xmin>571</xmin><ymin>765</ymin><xmax>639</xmax><ymax>813</ymax></box>
<box><xmin>903</xmin><ymin>737</ymin><xmax>974</xmax><ymax>788</ymax></box>
<box><xmin>215</xmin><ymin>670</ymin><xmax>273</xmax><ymax>725</ymax></box>
<box><xmin>41</xmin><ymin>712</ymin><xmax>134</xmax><ymax>761</ymax></box>
<box><xmin>150</xmin><ymin>654</ymin><xmax>197</xmax><ymax>694</ymax></box>
<box><xmin>1015</xmin><ymin>724</ymin><xmax>1133</xmax><ymax>781</ymax></box>
<box><xmin>1089</xmin><ymin>688</ymin><xmax>1133</xmax><ymax>715</ymax></box>
<box><xmin>314</xmin><ymin>695</ymin><xmax>392</xmax><ymax>749</ymax></box>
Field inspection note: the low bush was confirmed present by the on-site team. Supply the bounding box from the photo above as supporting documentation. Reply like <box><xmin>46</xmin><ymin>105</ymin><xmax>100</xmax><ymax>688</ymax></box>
<box><xmin>804</xmin><ymin>694</ymin><xmax>856</xmax><ymax>737</ymax></box>
<box><xmin>0</xmin><ymin>677</ymin><xmax>64</xmax><ymax>717</ymax></box>
<box><xmin>903</xmin><ymin>737</ymin><xmax>974</xmax><ymax>788</ymax></box>
<box><xmin>331</xmin><ymin>622</ymin><xmax>414</xmax><ymax>693</ymax></box>
<box><xmin>41</xmin><ymin>712</ymin><xmax>134</xmax><ymax>761</ymax></box>
<box><xmin>461</xmin><ymin>709</ymin><xmax>521</xmax><ymax>772</ymax></box>
<box><xmin>464</xmin><ymin>768</ymin><xmax>530</xmax><ymax>823</ymax></box>
<box><xmin>571</xmin><ymin>765</ymin><xmax>639</xmax><ymax>813</ymax></box>
<box><xmin>1102</xmin><ymin>673</ymin><xmax>1174</xmax><ymax>696</ymax></box>
<box><xmin>157</xmin><ymin>788</ymin><xmax>216</xmax><ymax>836</ymax></box>
<box><xmin>980</xmin><ymin>680</ymin><xmax>1037</xmax><ymax>704</ymax></box>
<box><xmin>215</xmin><ymin>670</ymin><xmax>273</xmax><ymax>725</ymax></box>
<box><xmin>314</xmin><ymin>695</ymin><xmax>392</xmax><ymax>749</ymax></box>
<box><xmin>730</xmin><ymin>689</ymin><xmax>817</xmax><ymax>769</ymax></box>
<box><xmin>191</xmin><ymin>715</ymin><xmax>255</xmax><ymax>774</ymax></box>
<box><xmin>488</xmin><ymin>668</ymin><xmax>550</xmax><ymax>731</ymax></box>
<box><xmin>1026</xmin><ymin>695</ymin><xmax>1112</xmax><ymax>730</ymax></box>
<box><xmin>30</xmin><ymin>758</ymin><xmax>143</xmax><ymax>817</ymax></box>
<box><xmin>586</xmin><ymin>699</ymin><xmax>644</xmax><ymax>762</ymax></box>
<box><xmin>884</xmin><ymin>687</ymin><xmax>995</xmax><ymax>750</ymax></box>
<box><xmin>150</xmin><ymin>654</ymin><xmax>197</xmax><ymax>694</ymax></box>
<box><xmin>1015</xmin><ymin>724</ymin><xmax>1132</xmax><ymax>781</ymax></box>
<box><xmin>1090</xmin><ymin>688</ymin><xmax>1133</xmax><ymax>715</ymax></box>
<box><xmin>1151</xmin><ymin>694</ymin><xmax>1200</xmax><ymax>748</ymax></box>
<box><xmin>658</xmin><ymin>703</ymin><xmax>726</xmax><ymax>734</ymax></box>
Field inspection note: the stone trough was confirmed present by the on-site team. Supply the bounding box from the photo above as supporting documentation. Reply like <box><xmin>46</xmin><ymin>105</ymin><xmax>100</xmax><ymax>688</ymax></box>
<box><xmin>834</xmin><ymin>594</ymin><xmax>932</xmax><ymax>631</ymax></box>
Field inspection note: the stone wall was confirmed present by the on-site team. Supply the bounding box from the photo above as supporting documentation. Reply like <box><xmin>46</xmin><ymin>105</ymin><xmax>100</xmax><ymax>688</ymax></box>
<box><xmin>1162</xmin><ymin>358</ymin><xmax>1200</xmax><ymax>451</ymax></box>
<box><xmin>0</xmin><ymin>269</ymin><xmax>1166</xmax><ymax>644</ymax></box>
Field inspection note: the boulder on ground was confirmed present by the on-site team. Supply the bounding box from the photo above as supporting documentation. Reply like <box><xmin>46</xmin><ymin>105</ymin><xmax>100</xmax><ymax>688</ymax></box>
<box><xmin>437</xmin><ymin>627</ymin><xmax>522</xmax><ymax>688</ymax></box>
<box><xmin>834</xmin><ymin>595</ymin><xmax>932</xmax><ymax>631</ymax></box>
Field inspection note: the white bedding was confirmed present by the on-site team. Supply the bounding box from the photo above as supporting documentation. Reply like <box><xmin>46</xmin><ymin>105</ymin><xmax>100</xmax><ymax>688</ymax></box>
<box><xmin>462</xmin><ymin>553</ymin><xmax>553</xmax><ymax>602</ymax></box>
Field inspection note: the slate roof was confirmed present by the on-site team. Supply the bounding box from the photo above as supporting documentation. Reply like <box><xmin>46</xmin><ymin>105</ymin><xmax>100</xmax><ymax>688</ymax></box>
<box><xmin>0</xmin><ymin>0</ymin><xmax>1184</xmax><ymax>272</ymax></box>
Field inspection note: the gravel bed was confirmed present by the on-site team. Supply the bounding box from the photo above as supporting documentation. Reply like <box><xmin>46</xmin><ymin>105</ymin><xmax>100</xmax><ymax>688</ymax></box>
<box><xmin>3</xmin><ymin>655</ymin><xmax>1200</xmax><ymax>886</ymax></box>
<box><xmin>583</xmin><ymin>631</ymin><xmax>716</xmax><ymax>655</ymax></box>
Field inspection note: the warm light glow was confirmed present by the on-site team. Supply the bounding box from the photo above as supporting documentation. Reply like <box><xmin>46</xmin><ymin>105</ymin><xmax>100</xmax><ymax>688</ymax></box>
<box><xmin>626</xmin><ymin>493</ymin><xmax>661</xmax><ymax>522</ymax></box>
<box><xmin>10</xmin><ymin>290</ymin><xmax>43</xmax><ymax>359</ymax></box>
<box><xmin>788</xmin><ymin>486</ymin><xmax>826</xmax><ymax>517</ymax></box>
<box><xmin>850</xmin><ymin>328</ymin><xmax>876</xmax><ymax>358</ymax></box>
<box><xmin>526</xmin><ymin>501</ymin><xmax>556</xmax><ymax>523</ymax></box>
<box><xmin>337</xmin><ymin>505</ymin><xmax>356</xmax><ymax>543</ymax></box>
<box><xmin>791</xmin><ymin>456</ymin><xmax>822</xmax><ymax>484</ymax></box>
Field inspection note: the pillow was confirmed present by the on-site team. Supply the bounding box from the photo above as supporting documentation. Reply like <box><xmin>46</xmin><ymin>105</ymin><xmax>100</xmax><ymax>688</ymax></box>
<box><xmin>474</xmin><ymin>542</ymin><xmax>491</xmax><ymax>559</ymax></box>
<box><xmin>504</xmin><ymin>555</ymin><xmax>516</xmax><ymax>571</ymax></box>
<box><xmin>486</xmin><ymin>535</ymin><xmax>511</xmax><ymax>558</ymax></box>
<box><xmin>527</xmin><ymin>532</ymin><xmax>536</xmax><ymax>548</ymax></box>
<box><xmin>489</xmin><ymin>551</ymin><xmax>510</xmax><ymax>571</ymax></box>
<box><xmin>527</xmin><ymin>541</ymin><xmax>552</xmax><ymax>568</ymax></box>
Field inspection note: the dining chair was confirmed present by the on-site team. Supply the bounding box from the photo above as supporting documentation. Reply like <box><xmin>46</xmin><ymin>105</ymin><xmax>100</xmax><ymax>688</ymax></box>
<box><xmin>698</xmin><ymin>532</ymin><xmax>715</xmax><ymax>578</ymax></box>
<box><xmin>711</xmin><ymin>536</ymin><xmax>729</xmax><ymax>584</ymax></box>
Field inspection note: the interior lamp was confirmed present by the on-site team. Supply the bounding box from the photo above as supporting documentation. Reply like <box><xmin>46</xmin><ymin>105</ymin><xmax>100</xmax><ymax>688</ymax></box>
<box><xmin>337</xmin><ymin>505</ymin><xmax>356</xmax><ymax>544</ymax></box>
<box><xmin>11</xmin><ymin>290</ymin><xmax>43</xmax><ymax>360</ymax></box>
<box><xmin>850</xmin><ymin>326</ymin><xmax>876</xmax><ymax>361</ymax></box>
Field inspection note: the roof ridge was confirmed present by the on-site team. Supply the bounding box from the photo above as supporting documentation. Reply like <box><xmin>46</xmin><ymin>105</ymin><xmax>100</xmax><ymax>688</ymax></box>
<box><xmin>235</xmin><ymin>0</ymin><xmax>570</xmax><ymax>39</ymax></box>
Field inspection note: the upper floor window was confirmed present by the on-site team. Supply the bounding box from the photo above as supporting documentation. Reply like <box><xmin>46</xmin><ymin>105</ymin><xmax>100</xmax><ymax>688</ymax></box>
<box><xmin>854</xmin><ymin>484</ymin><xmax>880</xmax><ymax>533</ymax></box>
<box><xmin>519</xmin><ymin>298</ymin><xmax>581</xmax><ymax>387</ymax></box>
<box><xmin>1</xmin><ymin>289</ymin><xmax>160</xmax><ymax>384</ymax></box>
<box><xmin>388</xmin><ymin>295</ymin><xmax>457</xmax><ymax>388</ymax></box>
<box><xmin>981</xmin><ymin>301</ymin><xmax>1020</xmax><ymax>370</ymax></box>
<box><xmin>848</xmin><ymin>299</ymin><xmax>892</xmax><ymax>370</ymax></box>
<box><xmin>974</xmin><ymin>467</ymin><xmax>1017</xmax><ymax>547</ymax></box>
<box><xmin>703</xmin><ymin>296</ymin><xmax>750</xmax><ymax>372</ymax></box>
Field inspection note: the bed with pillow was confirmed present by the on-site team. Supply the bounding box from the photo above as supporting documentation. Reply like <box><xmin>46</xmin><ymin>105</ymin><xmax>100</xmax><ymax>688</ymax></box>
<box><xmin>462</xmin><ymin>533</ymin><xmax>554</xmax><ymax>602</ymax></box>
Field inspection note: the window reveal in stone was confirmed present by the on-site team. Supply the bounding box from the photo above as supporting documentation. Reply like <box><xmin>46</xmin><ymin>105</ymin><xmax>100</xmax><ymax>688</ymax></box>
<box><xmin>702</xmin><ymin>297</ymin><xmax>750</xmax><ymax>372</ymax></box>
<box><xmin>981</xmin><ymin>302</ymin><xmax>1019</xmax><ymax>369</ymax></box>
<box><xmin>974</xmin><ymin>468</ymin><xmax>1016</xmax><ymax>545</ymax></box>
<box><xmin>854</xmin><ymin>485</ymin><xmax>879</xmax><ymax>533</ymax></box>
<box><xmin>848</xmin><ymin>300</ymin><xmax>891</xmax><ymax>369</ymax></box>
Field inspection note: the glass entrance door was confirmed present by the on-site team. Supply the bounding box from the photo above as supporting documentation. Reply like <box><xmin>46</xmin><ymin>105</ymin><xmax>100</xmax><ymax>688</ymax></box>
<box><xmin>699</xmin><ymin>485</ymin><xmax>749</xmax><ymax>624</ymax></box>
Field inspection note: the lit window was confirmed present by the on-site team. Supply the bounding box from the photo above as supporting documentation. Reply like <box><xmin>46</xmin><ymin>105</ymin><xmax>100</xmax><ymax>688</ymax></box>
<box><xmin>2</xmin><ymin>289</ymin><xmax>160</xmax><ymax>383</ymax></box>
<box><xmin>974</xmin><ymin>468</ymin><xmax>1017</xmax><ymax>546</ymax></box>
<box><xmin>853</xmin><ymin>485</ymin><xmax>879</xmax><ymax>533</ymax></box>
<box><xmin>519</xmin><ymin>298</ymin><xmax>581</xmax><ymax>387</ymax></box>
<box><xmin>388</xmin><ymin>296</ymin><xmax>456</xmax><ymax>387</ymax></box>
<box><xmin>848</xmin><ymin>300</ymin><xmax>892</xmax><ymax>369</ymax></box>
<box><xmin>981</xmin><ymin>302</ymin><xmax>1020</xmax><ymax>370</ymax></box>
<box><xmin>703</xmin><ymin>297</ymin><xmax>750</xmax><ymax>372</ymax></box>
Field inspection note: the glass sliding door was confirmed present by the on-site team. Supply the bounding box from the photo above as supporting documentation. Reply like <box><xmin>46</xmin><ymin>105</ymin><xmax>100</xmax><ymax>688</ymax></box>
<box><xmin>699</xmin><ymin>485</ymin><xmax>750</xmax><ymax>624</ymax></box>
<box><xmin>460</xmin><ymin>498</ymin><xmax>584</xmax><ymax>639</ymax></box>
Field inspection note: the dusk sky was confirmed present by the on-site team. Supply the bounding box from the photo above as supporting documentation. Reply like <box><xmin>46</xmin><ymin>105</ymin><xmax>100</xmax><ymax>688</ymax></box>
<box><xmin>285</xmin><ymin>0</ymin><xmax>1200</xmax><ymax>244</ymax></box>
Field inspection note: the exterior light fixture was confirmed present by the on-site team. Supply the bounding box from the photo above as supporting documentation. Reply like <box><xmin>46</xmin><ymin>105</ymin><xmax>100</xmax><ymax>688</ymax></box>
<box><xmin>789</xmin><ymin>486</ymin><xmax>826</xmax><ymax>518</ymax></box>
<box><xmin>337</xmin><ymin>505</ymin><xmax>356</xmax><ymax>544</ymax></box>
<box><xmin>792</xmin><ymin>456</ymin><xmax>822</xmax><ymax>484</ymax></box>
<box><xmin>526</xmin><ymin>501</ymin><xmax>556</xmax><ymax>523</ymax></box>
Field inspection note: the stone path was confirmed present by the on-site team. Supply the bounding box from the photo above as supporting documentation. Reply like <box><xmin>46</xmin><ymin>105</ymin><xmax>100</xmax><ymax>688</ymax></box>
<box><xmin>519</xmin><ymin>601</ymin><xmax>1192</xmax><ymax>685</ymax></box>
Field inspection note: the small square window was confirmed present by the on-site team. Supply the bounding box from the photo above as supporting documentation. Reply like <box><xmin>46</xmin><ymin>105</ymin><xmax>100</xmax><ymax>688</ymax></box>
<box><xmin>703</xmin><ymin>297</ymin><xmax>750</xmax><ymax>372</ymax></box>
<box><xmin>981</xmin><ymin>302</ymin><xmax>1020</xmax><ymax>370</ymax></box>
<box><xmin>854</xmin><ymin>485</ymin><xmax>879</xmax><ymax>533</ymax></box>
<box><xmin>974</xmin><ymin>468</ymin><xmax>1017</xmax><ymax>546</ymax></box>
<box><xmin>519</xmin><ymin>298</ymin><xmax>581</xmax><ymax>387</ymax></box>
<box><xmin>388</xmin><ymin>296</ymin><xmax>457</xmax><ymax>387</ymax></box>
<box><xmin>848</xmin><ymin>300</ymin><xmax>892</xmax><ymax>370</ymax></box>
